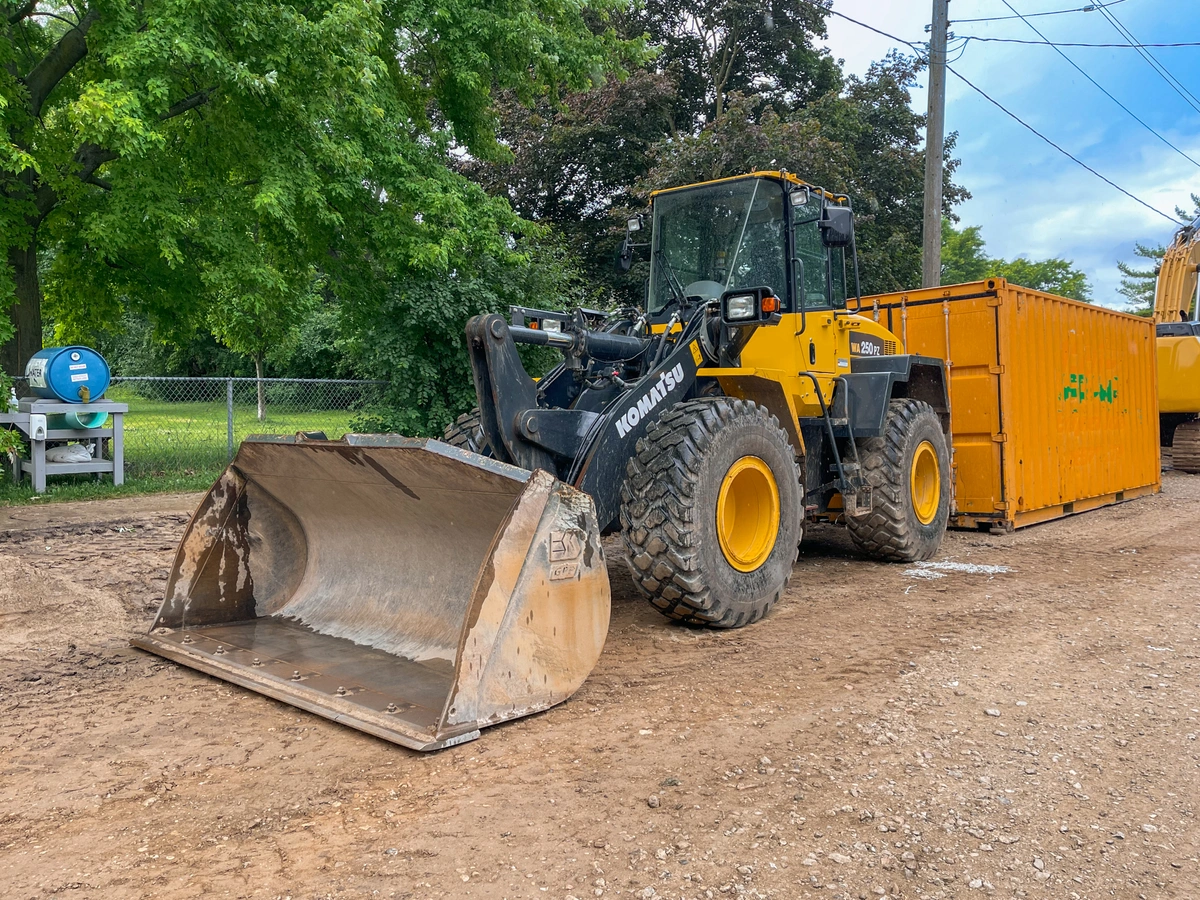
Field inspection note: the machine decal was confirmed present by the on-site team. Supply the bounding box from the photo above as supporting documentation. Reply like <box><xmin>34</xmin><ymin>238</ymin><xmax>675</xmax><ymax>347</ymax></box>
<box><xmin>689</xmin><ymin>340</ymin><xmax>703</xmax><ymax>366</ymax></box>
<box><xmin>850</xmin><ymin>334</ymin><xmax>885</xmax><ymax>357</ymax></box>
<box><xmin>615</xmin><ymin>363</ymin><xmax>686</xmax><ymax>438</ymax></box>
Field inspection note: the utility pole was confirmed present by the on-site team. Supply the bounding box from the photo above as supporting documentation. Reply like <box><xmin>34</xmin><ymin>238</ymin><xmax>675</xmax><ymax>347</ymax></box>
<box><xmin>922</xmin><ymin>0</ymin><xmax>949</xmax><ymax>288</ymax></box>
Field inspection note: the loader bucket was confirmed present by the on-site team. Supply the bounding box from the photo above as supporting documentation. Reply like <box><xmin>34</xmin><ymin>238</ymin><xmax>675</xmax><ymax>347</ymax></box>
<box><xmin>133</xmin><ymin>435</ymin><xmax>610</xmax><ymax>751</ymax></box>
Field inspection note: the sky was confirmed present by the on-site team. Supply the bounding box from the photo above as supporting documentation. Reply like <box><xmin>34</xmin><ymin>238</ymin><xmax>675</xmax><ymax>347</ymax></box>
<box><xmin>820</xmin><ymin>0</ymin><xmax>1200</xmax><ymax>307</ymax></box>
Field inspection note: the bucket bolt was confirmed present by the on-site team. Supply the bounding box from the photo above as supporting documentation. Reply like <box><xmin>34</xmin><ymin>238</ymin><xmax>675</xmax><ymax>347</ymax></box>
<box><xmin>291</xmin><ymin>670</ymin><xmax>302</xmax><ymax>681</ymax></box>
<box><xmin>385</xmin><ymin>703</ymin><xmax>397</xmax><ymax>714</ymax></box>
<box><xmin>181</xmin><ymin>635</ymin><xmax>194</xmax><ymax>644</ymax></box>
<box><xmin>214</xmin><ymin>645</ymin><xmax>225</xmax><ymax>655</ymax></box>
<box><xmin>251</xmin><ymin>658</ymin><xmax>262</xmax><ymax>667</ymax></box>
<box><xmin>336</xmin><ymin>686</ymin><xmax>347</xmax><ymax>696</ymax></box>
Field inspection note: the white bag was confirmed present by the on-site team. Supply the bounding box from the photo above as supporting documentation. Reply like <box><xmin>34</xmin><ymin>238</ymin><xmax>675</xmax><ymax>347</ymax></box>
<box><xmin>45</xmin><ymin>443</ymin><xmax>95</xmax><ymax>463</ymax></box>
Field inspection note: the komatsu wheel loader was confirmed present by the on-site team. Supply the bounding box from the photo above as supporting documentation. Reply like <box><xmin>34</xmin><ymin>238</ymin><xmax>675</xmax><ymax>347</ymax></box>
<box><xmin>1152</xmin><ymin>214</ymin><xmax>1200</xmax><ymax>472</ymax></box>
<box><xmin>136</xmin><ymin>171</ymin><xmax>952</xmax><ymax>750</ymax></box>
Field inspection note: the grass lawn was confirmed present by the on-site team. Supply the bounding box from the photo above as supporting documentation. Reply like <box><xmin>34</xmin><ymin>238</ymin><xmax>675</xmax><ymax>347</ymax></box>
<box><xmin>1</xmin><ymin>387</ymin><xmax>370</xmax><ymax>506</ymax></box>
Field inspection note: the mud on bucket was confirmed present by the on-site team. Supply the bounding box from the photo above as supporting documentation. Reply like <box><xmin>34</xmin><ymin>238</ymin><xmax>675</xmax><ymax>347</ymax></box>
<box><xmin>132</xmin><ymin>434</ymin><xmax>611</xmax><ymax>751</ymax></box>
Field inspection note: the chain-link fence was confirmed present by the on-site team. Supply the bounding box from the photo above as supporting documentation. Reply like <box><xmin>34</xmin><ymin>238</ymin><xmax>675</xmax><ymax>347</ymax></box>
<box><xmin>8</xmin><ymin>376</ymin><xmax>388</xmax><ymax>481</ymax></box>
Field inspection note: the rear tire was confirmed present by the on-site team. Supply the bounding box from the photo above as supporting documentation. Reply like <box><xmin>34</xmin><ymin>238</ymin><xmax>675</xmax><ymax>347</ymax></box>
<box><xmin>1172</xmin><ymin>420</ymin><xmax>1200</xmax><ymax>473</ymax></box>
<box><xmin>441</xmin><ymin>408</ymin><xmax>493</xmax><ymax>457</ymax></box>
<box><xmin>846</xmin><ymin>398</ymin><xmax>950</xmax><ymax>562</ymax></box>
<box><xmin>620</xmin><ymin>398</ymin><xmax>802</xmax><ymax>628</ymax></box>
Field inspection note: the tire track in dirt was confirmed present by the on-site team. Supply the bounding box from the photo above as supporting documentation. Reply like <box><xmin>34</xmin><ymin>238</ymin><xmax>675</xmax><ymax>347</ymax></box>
<box><xmin>1</xmin><ymin>478</ymin><xmax>1198</xmax><ymax>898</ymax></box>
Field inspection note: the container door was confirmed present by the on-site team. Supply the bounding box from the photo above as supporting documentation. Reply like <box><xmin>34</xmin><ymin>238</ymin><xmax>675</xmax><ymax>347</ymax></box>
<box><xmin>920</xmin><ymin>295</ymin><xmax>1005</xmax><ymax>518</ymax></box>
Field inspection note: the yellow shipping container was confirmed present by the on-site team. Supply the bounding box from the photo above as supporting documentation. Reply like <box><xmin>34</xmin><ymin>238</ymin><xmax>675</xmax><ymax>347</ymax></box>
<box><xmin>862</xmin><ymin>279</ymin><xmax>1160</xmax><ymax>531</ymax></box>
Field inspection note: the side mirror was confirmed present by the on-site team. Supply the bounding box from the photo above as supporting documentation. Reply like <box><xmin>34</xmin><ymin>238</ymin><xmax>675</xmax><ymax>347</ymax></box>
<box><xmin>615</xmin><ymin>235</ymin><xmax>633</xmax><ymax>273</ymax></box>
<box><xmin>819</xmin><ymin>205</ymin><xmax>854</xmax><ymax>248</ymax></box>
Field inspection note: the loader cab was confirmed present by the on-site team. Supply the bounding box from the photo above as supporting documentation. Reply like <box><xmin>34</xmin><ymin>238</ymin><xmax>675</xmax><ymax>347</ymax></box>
<box><xmin>643</xmin><ymin>172</ymin><xmax>852</xmax><ymax>323</ymax></box>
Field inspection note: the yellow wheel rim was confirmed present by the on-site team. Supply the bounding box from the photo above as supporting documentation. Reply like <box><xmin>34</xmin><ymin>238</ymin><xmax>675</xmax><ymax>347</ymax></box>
<box><xmin>716</xmin><ymin>456</ymin><xmax>781</xmax><ymax>572</ymax></box>
<box><xmin>910</xmin><ymin>440</ymin><xmax>941</xmax><ymax>525</ymax></box>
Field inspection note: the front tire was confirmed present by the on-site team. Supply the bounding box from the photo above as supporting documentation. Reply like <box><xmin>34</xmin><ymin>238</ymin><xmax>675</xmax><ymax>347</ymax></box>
<box><xmin>846</xmin><ymin>398</ymin><xmax>950</xmax><ymax>562</ymax></box>
<box><xmin>441</xmin><ymin>408</ymin><xmax>493</xmax><ymax>457</ymax></box>
<box><xmin>620</xmin><ymin>398</ymin><xmax>803</xmax><ymax>627</ymax></box>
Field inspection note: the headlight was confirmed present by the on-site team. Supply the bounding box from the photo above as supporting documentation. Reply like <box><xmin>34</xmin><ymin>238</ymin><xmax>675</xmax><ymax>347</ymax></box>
<box><xmin>725</xmin><ymin>294</ymin><xmax>756</xmax><ymax>320</ymax></box>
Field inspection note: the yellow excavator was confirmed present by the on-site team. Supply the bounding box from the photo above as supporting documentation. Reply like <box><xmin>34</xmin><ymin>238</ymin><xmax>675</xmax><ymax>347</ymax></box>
<box><xmin>134</xmin><ymin>171</ymin><xmax>952</xmax><ymax>750</ymax></box>
<box><xmin>1153</xmin><ymin>215</ymin><xmax>1200</xmax><ymax>472</ymax></box>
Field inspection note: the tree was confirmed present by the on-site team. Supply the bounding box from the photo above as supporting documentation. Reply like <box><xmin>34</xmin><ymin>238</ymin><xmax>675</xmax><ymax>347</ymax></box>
<box><xmin>940</xmin><ymin>219</ymin><xmax>990</xmax><ymax>284</ymax></box>
<box><xmin>941</xmin><ymin>219</ymin><xmax>1091</xmax><ymax>302</ymax></box>
<box><xmin>344</xmin><ymin>232</ymin><xmax>584</xmax><ymax>435</ymax></box>
<box><xmin>998</xmin><ymin>256</ymin><xmax>1090</xmax><ymax>302</ymax></box>
<box><xmin>1117</xmin><ymin>243</ymin><xmax>1164</xmax><ymax>316</ymax></box>
<box><xmin>205</xmin><ymin>248</ymin><xmax>321</xmax><ymax>420</ymax></box>
<box><xmin>459</xmin><ymin>73</ymin><xmax>677</xmax><ymax>299</ymax></box>
<box><xmin>1117</xmin><ymin>195</ymin><xmax>1200</xmax><ymax>315</ymax></box>
<box><xmin>636</xmin><ymin>0</ymin><xmax>838</xmax><ymax>129</ymax></box>
<box><xmin>2</xmin><ymin>0</ymin><xmax>638</xmax><ymax>375</ymax></box>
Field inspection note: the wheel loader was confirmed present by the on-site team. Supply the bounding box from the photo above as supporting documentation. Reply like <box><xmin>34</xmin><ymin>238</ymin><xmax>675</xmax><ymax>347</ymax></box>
<box><xmin>135</xmin><ymin>171</ymin><xmax>952</xmax><ymax>750</ymax></box>
<box><xmin>1152</xmin><ymin>214</ymin><xmax>1200</xmax><ymax>472</ymax></box>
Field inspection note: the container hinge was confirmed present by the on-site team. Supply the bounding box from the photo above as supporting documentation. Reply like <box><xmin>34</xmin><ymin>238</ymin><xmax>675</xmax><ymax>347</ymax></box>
<box><xmin>989</xmin><ymin>364</ymin><xmax>1005</xmax><ymax>375</ymax></box>
<box><xmin>994</xmin><ymin>501</ymin><xmax>1011</xmax><ymax>511</ymax></box>
<box><xmin>987</xmin><ymin>297</ymin><xmax>1002</xmax><ymax>307</ymax></box>
<box><xmin>992</xmin><ymin>432</ymin><xmax>1008</xmax><ymax>443</ymax></box>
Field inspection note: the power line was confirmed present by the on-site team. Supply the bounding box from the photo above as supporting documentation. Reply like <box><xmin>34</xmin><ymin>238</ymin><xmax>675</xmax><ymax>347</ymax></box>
<box><xmin>954</xmin><ymin>37</ymin><xmax>1200</xmax><ymax>48</ymax></box>
<box><xmin>1096</xmin><ymin>4</ymin><xmax>1200</xmax><ymax>116</ymax></box>
<box><xmin>802</xmin><ymin>0</ymin><xmax>1184</xmax><ymax>225</ymax></box>
<box><xmin>996</xmin><ymin>0</ymin><xmax>1200</xmax><ymax>170</ymax></box>
<box><xmin>946</xmin><ymin>64</ymin><xmax>1182</xmax><ymax>225</ymax></box>
<box><xmin>950</xmin><ymin>0</ymin><xmax>1127</xmax><ymax>25</ymax></box>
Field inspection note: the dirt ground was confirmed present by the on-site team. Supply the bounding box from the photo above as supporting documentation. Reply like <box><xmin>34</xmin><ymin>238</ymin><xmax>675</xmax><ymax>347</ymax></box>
<box><xmin>2</xmin><ymin>472</ymin><xmax>1198</xmax><ymax>900</ymax></box>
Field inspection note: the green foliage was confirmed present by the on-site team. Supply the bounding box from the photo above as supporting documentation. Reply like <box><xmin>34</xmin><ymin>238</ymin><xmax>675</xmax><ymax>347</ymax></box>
<box><xmin>346</xmin><ymin>232</ymin><xmax>585</xmax><ymax>436</ymax></box>
<box><xmin>0</xmin><ymin>368</ymin><xmax>23</xmax><ymax>481</ymax></box>
<box><xmin>3</xmin><ymin>0</ymin><xmax>641</xmax><ymax>384</ymax></box>
<box><xmin>633</xmin><ymin>0</ymin><xmax>839</xmax><ymax>128</ymax></box>
<box><xmin>941</xmin><ymin>219</ymin><xmax>1092</xmax><ymax>302</ymax></box>
<box><xmin>998</xmin><ymin>257</ymin><xmax>1091</xmax><ymax>303</ymax></box>
<box><xmin>460</xmin><ymin>73</ymin><xmax>678</xmax><ymax>300</ymax></box>
<box><xmin>1117</xmin><ymin>243</ymin><xmax>1163</xmax><ymax>316</ymax></box>
<box><xmin>940</xmin><ymin>219</ymin><xmax>990</xmax><ymax>284</ymax></box>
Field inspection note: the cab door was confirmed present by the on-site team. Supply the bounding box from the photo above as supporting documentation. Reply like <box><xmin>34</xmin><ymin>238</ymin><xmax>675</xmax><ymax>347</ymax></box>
<box><xmin>791</xmin><ymin>199</ymin><xmax>842</xmax><ymax>384</ymax></box>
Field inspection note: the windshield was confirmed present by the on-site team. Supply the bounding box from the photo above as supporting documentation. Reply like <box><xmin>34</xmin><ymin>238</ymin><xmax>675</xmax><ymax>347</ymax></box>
<box><xmin>648</xmin><ymin>178</ymin><xmax>786</xmax><ymax>314</ymax></box>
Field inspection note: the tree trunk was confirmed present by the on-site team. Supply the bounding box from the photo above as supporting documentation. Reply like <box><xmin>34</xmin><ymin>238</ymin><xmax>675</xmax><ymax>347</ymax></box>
<box><xmin>254</xmin><ymin>355</ymin><xmax>266</xmax><ymax>421</ymax></box>
<box><xmin>2</xmin><ymin>238</ymin><xmax>43</xmax><ymax>377</ymax></box>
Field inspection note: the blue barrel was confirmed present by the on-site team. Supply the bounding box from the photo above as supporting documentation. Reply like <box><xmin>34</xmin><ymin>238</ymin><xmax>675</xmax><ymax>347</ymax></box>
<box><xmin>24</xmin><ymin>346</ymin><xmax>111</xmax><ymax>402</ymax></box>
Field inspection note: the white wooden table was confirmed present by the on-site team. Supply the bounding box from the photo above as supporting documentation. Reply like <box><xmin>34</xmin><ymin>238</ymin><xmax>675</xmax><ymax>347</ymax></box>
<box><xmin>0</xmin><ymin>398</ymin><xmax>127</xmax><ymax>493</ymax></box>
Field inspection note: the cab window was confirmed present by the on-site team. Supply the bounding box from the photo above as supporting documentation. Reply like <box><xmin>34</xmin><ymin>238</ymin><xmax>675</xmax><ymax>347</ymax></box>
<box><xmin>791</xmin><ymin>198</ymin><xmax>829</xmax><ymax>309</ymax></box>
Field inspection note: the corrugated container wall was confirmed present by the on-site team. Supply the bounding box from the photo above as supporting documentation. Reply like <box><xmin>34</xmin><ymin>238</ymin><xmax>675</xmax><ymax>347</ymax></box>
<box><xmin>863</xmin><ymin>279</ymin><xmax>1160</xmax><ymax>530</ymax></box>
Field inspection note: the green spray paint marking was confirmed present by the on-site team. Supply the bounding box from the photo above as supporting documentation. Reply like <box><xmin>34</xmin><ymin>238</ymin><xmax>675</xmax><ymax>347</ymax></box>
<box><xmin>1062</xmin><ymin>373</ymin><xmax>1118</xmax><ymax>404</ymax></box>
